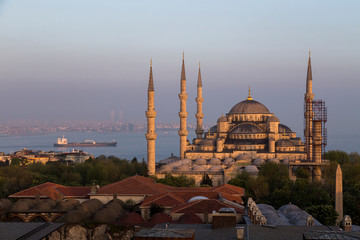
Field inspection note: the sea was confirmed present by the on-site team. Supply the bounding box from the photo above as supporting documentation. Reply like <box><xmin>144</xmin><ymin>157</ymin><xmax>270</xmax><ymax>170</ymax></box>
<box><xmin>0</xmin><ymin>131</ymin><xmax>358</xmax><ymax>161</ymax></box>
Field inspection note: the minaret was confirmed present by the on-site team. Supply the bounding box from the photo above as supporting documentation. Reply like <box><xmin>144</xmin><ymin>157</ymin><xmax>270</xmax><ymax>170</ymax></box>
<box><xmin>195</xmin><ymin>62</ymin><xmax>204</xmax><ymax>139</ymax></box>
<box><xmin>178</xmin><ymin>53</ymin><xmax>188</xmax><ymax>159</ymax></box>
<box><xmin>335</xmin><ymin>164</ymin><xmax>343</xmax><ymax>223</ymax></box>
<box><xmin>145</xmin><ymin>59</ymin><xmax>157</xmax><ymax>175</ymax></box>
<box><xmin>304</xmin><ymin>51</ymin><xmax>314</xmax><ymax>161</ymax></box>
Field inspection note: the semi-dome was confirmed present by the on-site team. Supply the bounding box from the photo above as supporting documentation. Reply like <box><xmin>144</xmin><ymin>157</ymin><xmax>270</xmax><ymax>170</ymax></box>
<box><xmin>208</xmin><ymin>158</ymin><xmax>221</xmax><ymax>165</ymax></box>
<box><xmin>279</xmin><ymin>124</ymin><xmax>293</xmax><ymax>133</ymax></box>
<box><xmin>231</xmin><ymin>124</ymin><xmax>263</xmax><ymax>134</ymax></box>
<box><xmin>229</xmin><ymin>99</ymin><xmax>270</xmax><ymax>114</ymax></box>
<box><xmin>159</xmin><ymin>164</ymin><xmax>173</xmax><ymax>171</ymax></box>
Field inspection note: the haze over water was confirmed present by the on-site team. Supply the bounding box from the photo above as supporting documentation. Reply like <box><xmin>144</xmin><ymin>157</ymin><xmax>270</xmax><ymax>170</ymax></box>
<box><xmin>0</xmin><ymin>131</ymin><xmax>357</xmax><ymax>161</ymax></box>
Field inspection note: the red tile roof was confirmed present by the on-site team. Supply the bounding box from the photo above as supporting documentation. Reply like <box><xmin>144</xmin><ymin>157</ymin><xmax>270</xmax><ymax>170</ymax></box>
<box><xmin>171</xmin><ymin>199</ymin><xmax>244</xmax><ymax>214</ymax></box>
<box><xmin>212</xmin><ymin>184</ymin><xmax>245</xmax><ymax>195</ymax></box>
<box><xmin>140</xmin><ymin>192</ymin><xmax>185</xmax><ymax>207</ymax></box>
<box><xmin>96</xmin><ymin>175</ymin><xmax>173</xmax><ymax>195</ymax></box>
<box><xmin>9</xmin><ymin>182</ymin><xmax>65</xmax><ymax>200</ymax></box>
<box><xmin>56</xmin><ymin>187</ymin><xmax>92</xmax><ymax>197</ymax></box>
<box><xmin>220</xmin><ymin>193</ymin><xmax>244</xmax><ymax>205</ymax></box>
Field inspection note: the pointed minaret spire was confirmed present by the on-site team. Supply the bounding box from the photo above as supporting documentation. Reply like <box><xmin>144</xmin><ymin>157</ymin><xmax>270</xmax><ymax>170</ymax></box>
<box><xmin>148</xmin><ymin>58</ymin><xmax>154</xmax><ymax>92</ymax></box>
<box><xmin>304</xmin><ymin>51</ymin><xmax>315</xmax><ymax>161</ymax></box>
<box><xmin>197</xmin><ymin>62</ymin><xmax>202</xmax><ymax>87</ymax></box>
<box><xmin>247</xmin><ymin>86</ymin><xmax>253</xmax><ymax>100</ymax></box>
<box><xmin>306</xmin><ymin>50</ymin><xmax>313</xmax><ymax>97</ymax></box>
<box><xmin>195</xmin><ymin>61</ymin><xmax>204</xmax><ymax>139</ymax></box>
<box><xmin>145</xmin><ymin>58</ymin><xmax>157</xmax><ymax>175</ymax></box>
<box><xmin>178</xmin><ymin>53</ymin><xmax>188</xmax><ymax>159</ymax></box>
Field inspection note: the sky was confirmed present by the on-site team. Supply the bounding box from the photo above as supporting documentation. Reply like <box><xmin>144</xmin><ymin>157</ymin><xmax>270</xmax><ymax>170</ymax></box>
<box><xmin>0</xmin><ymin>1</ymin><xmax>359</xmax><ymax>142</ymax></box>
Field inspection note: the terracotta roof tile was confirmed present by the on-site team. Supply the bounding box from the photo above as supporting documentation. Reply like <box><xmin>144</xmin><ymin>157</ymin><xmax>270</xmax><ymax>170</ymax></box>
<box><xmin>141</xmin><ymin>192</ymin><xmax>185</xmax><ymax>207</ymax></box>
<box><xmin>9</xmin><ymin>182</ymin><xmax>65</xmax><ymax>200</ymax></box>
<box><xmin>96</xmin><ymin>175</ymin><xmax>173</xmax><ymax>195</ymax></box>
<box><xmin>220</xmin><ymin>193</ymin><xmax>244</xmax><ymax>204</ymax></box>
<box><xmin>56</xmin><ymin>187</ymin><xmax>91</xmax><ymax>197</ymax></box>
<box><xmin>212</xmin><ymin>184</ymin><xmax>245</xmax><ymax>195</ymax></box>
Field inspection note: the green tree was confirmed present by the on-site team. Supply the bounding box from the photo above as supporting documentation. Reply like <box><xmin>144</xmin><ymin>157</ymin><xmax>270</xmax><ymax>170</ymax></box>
<box><xmin>323</xmin><ymin>150</ymin><xmax>350</xmax><ymax>164</ymax></box>
<box><xmin>306</xmin><ymin>205</ymin><xmax>338</xmax><ymax>226</ymax></box>
<box><xmin>156</xmin><ymin>174</ymin><xmax>195</xmax><ymax>187</ymax></box>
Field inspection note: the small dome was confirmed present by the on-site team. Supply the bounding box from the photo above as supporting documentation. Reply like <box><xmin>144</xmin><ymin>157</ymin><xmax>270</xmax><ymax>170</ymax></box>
<box><xmin>244</xmin><ymin>165</ymin><xmax>259</xmax><ymax>174</ymax></box>
<box><xmin>217</xmin><ymin>115</ymin><xmax>227</xmax><ymax>122</ymax></box>
<box><xmin>177</xmin><ymin>213</ymin><xmax>203</xmax><ymax>224</ymax></box>
<box><xmin>277</xmin><ymin>139</ymin><xmax>295</xmax><ymax>147</ymax></box>
<box><xmin>176</xmin><ymin>164</ymin><xmax>191</xmax><ymax>171</ymax></box>
<box><xmin>188</xmin><ymin>196</ymin><xmax>209</xmax><ymax>202</ymax></box>
<box><xmin>116</xmin><ymin>212</ymin><xmax>144</xmax><ymax>225</ymax></box>
<box><xmin>159</xmin><ymin>164</ymin><xmax>172</xmax><ymax>171</ymax></box>
<box><xmin>192</xmin><ymin>165</ymin><xmax>207</xmax><ymax>171</ymax></box>
<box><xmin>252</xmin><ymin>158</ymin><xmax>265</xmax><ymax>167</ymax></box>
<box><xmin>208</xmin><ymin>165</ymin><xmax>224</xmax><ymax>172</ymax></box>
<box><xmin>35</xmin><ymin>202</ymin><xmax>53</xmax><ymax>211</ymax></box>
<box><xmin>194</xmin><ymin>158</ymin><xmax>207</xmax><ymax>165</ymax></box>
<box><xmin>208</xmin><ymin>158</ymin><xmax>221</xmax><ymax>165</ymax></box>
<box><xmin>281</xmin><ymin>159</ymin><xmax>290</xmax><ymax>165</ymax></box>
<box><xmin>223</xmin><ymin>158</ymin><xmax>235</xmax><ymax>165</ymax></box>
<box><xmin>209</xmin><ymin>125</ymin><xmax>217</xmax><ymax>133</ymax></box>
<box><xmin>266</xmin><ymin>116</ymin><xmax>280</xmax><ymax>122</ymax></box>
<box><xmin>200</xmin><ymin>139</ymin><xmax>215</xmax><ymax>146</ymax></box>
<box><xmin>279</xmin><ymin>124</ymin><xmax>293</xmax><ymax>133</ymax></box>
<box><xmin>56</xmin><ymin>199</ymin><xmax>79</xmax><ymax>211</ymax></box>
<box><xmin>181</xmin><ymin>159</ymin><xmax>192</xmax><ymax>164</ymax></box>
<box><xmin>149</xmin><ymin>213</ymin><xmax>173</xmax><ymax>224</ymax></box>
<box><xmin>236</xmin><ymin>153</ymin><xmax>251</xmax><ymax>161</ymax></box>
<box><xmin>229</xmin><ymin>99</ymin><xmax>271</xmax><ymax>114</ymax></box>
<box><xmin>268</xmin><ymin>158</ymin><xmax>280</xmax><ymax>164</ymax></box>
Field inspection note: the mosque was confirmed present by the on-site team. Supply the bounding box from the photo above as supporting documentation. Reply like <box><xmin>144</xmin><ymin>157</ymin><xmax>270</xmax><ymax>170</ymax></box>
<box><xmin>146</xmin><ymin>53</ymin><xmax>327</xmax><ymax>185</ymax></box>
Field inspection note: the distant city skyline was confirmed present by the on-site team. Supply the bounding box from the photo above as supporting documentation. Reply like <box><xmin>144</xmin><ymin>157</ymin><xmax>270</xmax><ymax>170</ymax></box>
<box><xmin>0</xmin><ymin>1</ymin><xmax>359</xmax><ymax>141</ymax></box>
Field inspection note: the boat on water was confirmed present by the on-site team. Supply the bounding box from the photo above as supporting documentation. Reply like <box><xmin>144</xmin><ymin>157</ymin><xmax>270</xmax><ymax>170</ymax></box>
<box><xmin>54</xmin><ymin>136</ymin><xmax>117</xmax><ymax>147</ymax></box>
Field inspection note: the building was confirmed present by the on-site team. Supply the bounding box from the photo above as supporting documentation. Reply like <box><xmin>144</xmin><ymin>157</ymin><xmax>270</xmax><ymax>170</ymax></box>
<box><xmin>146</xmin><ymin>53</ymin><xmax>327</xmax><ymax>183</ymax></box>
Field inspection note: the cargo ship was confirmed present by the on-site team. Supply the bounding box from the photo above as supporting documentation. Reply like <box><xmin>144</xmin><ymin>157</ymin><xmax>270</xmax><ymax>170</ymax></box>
<box><xmin>54</xmin><ymin>136</ymin><xmax>117</xmax><ymax>147</ymax></box>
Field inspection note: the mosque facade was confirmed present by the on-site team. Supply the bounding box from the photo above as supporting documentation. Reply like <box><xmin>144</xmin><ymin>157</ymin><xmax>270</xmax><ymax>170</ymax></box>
<box><xmin>146</xmin><ymin>53</ymin><xmax>325</xmax><ymax>185</ymax></box>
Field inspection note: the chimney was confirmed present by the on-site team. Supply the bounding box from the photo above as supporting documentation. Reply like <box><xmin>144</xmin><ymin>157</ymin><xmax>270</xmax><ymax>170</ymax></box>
<box><xmin>306</xmin><ymin>215</ymin><xmax>314</xmax><ymax>226</ymax></box>
<box><xmin>344</xmin><ymin>215</ymin><xmax>352</xmax><ymax>231</ymax></box>
<box><xmin>236</xmin><ymin>226</ymin><xmax>244</xmax><ymax>240</ymax></box>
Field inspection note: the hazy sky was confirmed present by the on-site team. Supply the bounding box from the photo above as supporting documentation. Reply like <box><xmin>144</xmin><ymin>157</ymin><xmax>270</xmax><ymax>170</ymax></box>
<box><xmin>0</xmin><ymin>1</ymin><xmax>359</xmax><ymax>139</ymax></box>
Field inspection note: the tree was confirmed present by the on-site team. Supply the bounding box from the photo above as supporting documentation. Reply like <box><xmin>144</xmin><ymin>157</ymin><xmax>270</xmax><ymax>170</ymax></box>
<box><xmin>200</xmin><ymin>174</ymin><xmax>212</xmax><ymax>187</ymax></box>
<box><xmin>156</xmin><ymin>174</ymin><xmax>195</xmax><ymax>187</ymax></box>
<box><xmin>306</xmin><ymin>205</ymin><xmax>338</xmax><ymax>226</ymax></box>
<box><xmin>323</xmin><ymin>150</ymin><xmax>350</xmax><ymax>164</ymax></box>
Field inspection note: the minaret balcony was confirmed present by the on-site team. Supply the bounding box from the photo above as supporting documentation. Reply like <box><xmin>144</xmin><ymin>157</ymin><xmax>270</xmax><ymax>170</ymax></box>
<box><xmin>178</xmin><ymin>93</ymin><xmax>188</xmax><ymax>100</ymax></box>
<box><xmin>178</xmin><ymin>130</ymin><xmax>188</xmax><ymax>136</ymax></box>
<box><xmin>178</xmin><ymin>112</ymin><xmax>188</xmax><ymax>118</ymax></box>
<box><xmin>195</xmin><ymin>113</ymin><xmax>204</xmax><ymax>119</ymax></box>
<box><xmin>196</xmin><ymin>97</ymin><xmax>204</xmax><ymax>103</ymax></box>
<box><xmin>146</xmin><ymin>110</ymin><xmax>157</xmax><ymax>118</ymax></box>
<box><xmin>146</xmin><ymin>132</ymin><xmax>157</xmax><ymax>140</ymax></box>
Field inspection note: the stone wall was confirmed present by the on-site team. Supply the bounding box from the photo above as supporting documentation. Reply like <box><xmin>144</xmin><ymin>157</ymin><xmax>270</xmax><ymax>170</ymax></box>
<box><xmin>48</xmin><ymin>224</ymin><xmax>137</xmax><ymax>240</ymax></box>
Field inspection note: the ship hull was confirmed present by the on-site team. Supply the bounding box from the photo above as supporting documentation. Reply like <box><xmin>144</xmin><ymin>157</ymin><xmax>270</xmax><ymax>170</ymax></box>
<box><xmin>54</xmin><ymin>142</ymin><xmax>117</xmax><ymax>147</ymax></box>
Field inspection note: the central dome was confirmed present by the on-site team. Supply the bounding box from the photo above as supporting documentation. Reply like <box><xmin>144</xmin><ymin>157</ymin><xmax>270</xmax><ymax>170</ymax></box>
<box><xmin>229</xmin><ymin>99</ymin><xmax>270</xmax><ymax>114</ymax></box>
